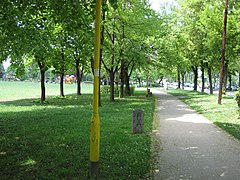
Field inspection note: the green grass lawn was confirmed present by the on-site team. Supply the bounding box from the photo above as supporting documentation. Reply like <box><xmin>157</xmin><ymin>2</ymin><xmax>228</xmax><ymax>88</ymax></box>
<box><xmin>167</xmin><ymin>88</ymin><xmax>240</xmax><ymax>140</ymax></box>
<box><xmin>0</xmin><ymin>81</ymin><xmax>155</xmax><ymax>179</ymax></box>
<box><xmin>0</xmin><ymin>81</ymin><xmax>93</xmax><ymax>101</ymax></box>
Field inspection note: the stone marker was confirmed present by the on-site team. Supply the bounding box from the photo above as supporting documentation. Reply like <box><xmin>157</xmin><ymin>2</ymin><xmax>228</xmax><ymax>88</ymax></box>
<box><xmin>132</xmin><ymin>109</ymin><xmax>144</xmax><ymax>133</ymax></box>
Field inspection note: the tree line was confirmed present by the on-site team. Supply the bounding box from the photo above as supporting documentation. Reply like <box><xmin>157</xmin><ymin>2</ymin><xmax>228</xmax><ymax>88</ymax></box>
<box><xmin>1</xmin><ymin>0</ymin><xmax>163</xmax><ymax>103</ymax></box>
<box><xmin>161</xmin><ymin>0</ymin><xmax>240</xmax><ymax>94</ymax></box>
<box><xmin>1</xmin><ymin>0</ymin><xmax>239</xmax><ymax>103</ymax></box>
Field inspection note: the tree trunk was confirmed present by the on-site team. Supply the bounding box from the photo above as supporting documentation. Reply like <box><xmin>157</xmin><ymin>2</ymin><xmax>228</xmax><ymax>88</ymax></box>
<box><xmin>177</xmin><ymin>66</ymin><xmax>181</xmax><ymax>89</ymax></box>
<box><xmin>223</xmin><ymin>59</ymin><xmax>229</xmax><ymax>91</ymax></box>
<box><xmin>115</xmin><ymin>72</ymin><xmax>119</xmax><ymax>92</ymax></box>
<box><xmin>60</xmin><ymin>48</ymin><xmax>65</xmax><ymax>97</ymax></box>
<box><xmin>37</xmin><ymin>60</ymin><xmax>46</xmax><ymax>103</ymax></box>
<box><xmin>181</xmin><ymin>72</ymin><xmax>185</xmax><ymax>89</ymax></box>
<box><xmin>40</xmin><ymin>68</ymin><xmax>46</xmax><ymax>102</ymax></box>
<box><xmin>207</xmin><ymin>64</ymin><xmax>213</xmax><ymax>94</ymax></box>
<box><xmin>120</xmin><ymin>61</ymin><xmax>124</xmax><ymax>98</ymax></box>
<box><xmin>137</xmin><ymin>77</ymin><xmax>141</xmax><ymax>87</ymax></box>
<box><xmin>228</xmin><ymin>73</ymin><xmax>232</xmax><ymax>90</ymax></box>
<box><xmin>60</xmin><ymin>72</ymin><xmax>64</xmax><ymax>97</ymax></box>
<box><xmin>201</xmin><ymin>61</ymin><xmax>205</xmax><ymax>93</ymax></box>
<box><xmin>213</xmin><ymin>73</ymin><xmax>218</xmax><ymax>90</ymax></box>
<box><xmin>192</xmin><ymin>66</ymin><xmax>198</xmax><ymax>91</ymax></box>
<box><xmin>218</xmin><ymin>0</ymin><xmax>228</xmax><ymax>104</ymax></box>
<box><xmin>76</xmin><ymin>65</ymin><xmax>82</xmax><ymax>95</ymax></box>
<box><xmin>99</xmin><ymin>2</ymin><xmax>105</xmax><ymax>106</ymax></box>
<box><xmin>125</xmin><ymin>71</ymin><xmax>131</xmax><ymax>96</ymax></box>
<box><xmin>109</xmin><ymin>70</ymin><xmax>114</xmax><ymax>102</ymax></box>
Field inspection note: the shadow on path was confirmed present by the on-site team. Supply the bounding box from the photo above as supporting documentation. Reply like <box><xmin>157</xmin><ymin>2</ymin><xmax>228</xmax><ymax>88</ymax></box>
<box><xmin>152</xmin><ymin>90</ymin><xmax>240</xmax><ymax>180</ymax></box>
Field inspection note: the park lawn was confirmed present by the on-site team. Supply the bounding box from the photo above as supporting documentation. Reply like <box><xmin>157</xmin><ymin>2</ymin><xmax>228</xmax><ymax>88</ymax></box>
<box><xmin>0</xmin><ymin>81</ymin><xmax>93</xmax><ymax>101</ymax></box>
<box><xmin>167</xmin><ymin>88</ymin><xmax>240</xmax><ymax>140</ymax></box>
<box><xmin>0</xmin><ymin>87</ymin><xmax>155</xmax><ymax>179</ymax></box>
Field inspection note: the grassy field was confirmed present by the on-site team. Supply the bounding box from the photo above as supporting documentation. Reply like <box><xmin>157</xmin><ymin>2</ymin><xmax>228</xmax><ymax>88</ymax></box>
<box><xmin>167</xmin><ymin>88</ymin><xmax>240</xmax><ymax>140</ymax></box>
<box><xmin>0</xmin><ymin>81</ymin><xmax>155</xmax><ymax>179</ymax></box>
<box><xmin>0</xmin><ymin>81</ymin><xmax>93</xmax><ymax>101</ymax></box>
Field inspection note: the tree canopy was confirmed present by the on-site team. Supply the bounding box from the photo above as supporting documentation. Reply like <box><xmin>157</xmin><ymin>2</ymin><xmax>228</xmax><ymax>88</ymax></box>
<box><xmin>1</xmin><ymin>0</ymin><xmax>239</xmax><ymax>101</ymax></box>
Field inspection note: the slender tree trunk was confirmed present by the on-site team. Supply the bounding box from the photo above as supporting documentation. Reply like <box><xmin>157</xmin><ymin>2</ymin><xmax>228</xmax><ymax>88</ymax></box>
<box><xmin>181</xmin><ymin>72</ymin><xmax>185</xmax><ymax>89</ymax></box>
<box><xmin>115</xmin><ymin>72</ymin><xmax>119</xmax><ymax>93</ymax></box>
<box><xmin>109</xmin><ymin>70</ymin><xmax>114</xmax><ymax>102</ymax></box>
<box><xmin>214</xmin><ymin>73</ymin><xmax>217</xmax><ymax>90</ymax></box>
<box><xmin>201</xmin><ymin>61</ymin><xmax>205</xmax><ymax>93</ymax></box>
<box><xmin>75</xmin><ymin>58</ymin><xmax>82</xmax><ymax>96</ymax></box>
<box><xmin>37</xmin><ymin>61</ymin><xmax>46</xmax><ymax>103</ymax></box>
<box><xmin>40</xmin><ymin>68</ymin><xmax>46</xmax><ymax>102</ymax></box>
<box><xmin>192</xmin><ymin>66</ymin><xmax>198</xmax><ymax>91</ymax></box>
<box><xmin>60</xmin><ymin>73</ymin><xmax>64</xmax><ymax>97</ymax></box>
<box><xmin>119</xmin><ymin>22</ymin><xmax>125</xmax><ymax>98</ymax></box>
<box><xmin>60</xmin><ymin>48</ymin><xmax>65</xmax><ymax>97</ymax></box>
<box><xmin>125</xmin><ymin>71</ymin><xmax>131</xmax><ymax>96</ymax></box>
<box><xmin>120</xmin><ymin>62</ymin><xmax>124</xmax><ymax>98</ymax></box>
<box><xmin>177</xmin><ymin>66</ymin><xmax>181</xmax><ymax>89</ymax></box>
<box><xmin>76</xmin><ymin>65</ymin><xmax>82</xmax><ymax>95</ymax></box>
<box><xmin>99</xmin><ymin>1</ymin><xmax>105</xmax><ymax>106</ymax></box>
<box><xmin>228</xmin><ymin>73</ymin><xmax>232</xmax><ymax>90</ymax></box>
<box><xmin>137</xmin><ymin>77</ymin><xmax>141</xmax><ymax>87</ymax></box>
<box><xmin>218</xmin><ymin>0</ymin><xmax>228</xmax><ymax>104</ymax></box>
<box><xmin>223</xmin><ymin>59</ymin><xmax>229</xmax><ymax>91</ymax></box>
<box><xmin>207</xmin><ymin>64</ymin><xmax>213</xmax><ymax>94</ymax></box>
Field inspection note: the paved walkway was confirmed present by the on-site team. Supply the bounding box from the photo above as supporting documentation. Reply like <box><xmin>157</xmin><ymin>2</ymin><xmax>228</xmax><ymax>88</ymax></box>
<box><xmin>152</xmin><ymin>90</ymin><xmax>240</xmax><ymax>180</ymax></box>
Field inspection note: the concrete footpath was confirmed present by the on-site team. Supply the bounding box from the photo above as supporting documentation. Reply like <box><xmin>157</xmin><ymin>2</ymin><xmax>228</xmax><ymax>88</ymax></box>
<box><xmin>152</xmin><ymin>90</ymin><xmax>240</xmax><ymax>180</ymax></box>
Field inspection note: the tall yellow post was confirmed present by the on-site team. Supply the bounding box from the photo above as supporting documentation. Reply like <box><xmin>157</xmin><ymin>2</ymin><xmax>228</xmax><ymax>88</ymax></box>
<box><xmin>90</xmin><ymin>0</ymin><xmax>102</xmax><ymax>178</ymax></box>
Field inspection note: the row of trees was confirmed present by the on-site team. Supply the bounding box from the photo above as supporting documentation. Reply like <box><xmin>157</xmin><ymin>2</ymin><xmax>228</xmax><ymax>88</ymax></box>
<box><xmin>159</xmin><ymin>0</ymin><xmax>240</xmax><ymax>94</ymax></box>
<box><xmin>1</xmin><ymin>0</ymin><xmax>164</xmax><ymax>103</ymax></box>
<box><xmin>1</xmin><ymin>0</ymin><xmax>239</xmax><ymax>103</ymax></box>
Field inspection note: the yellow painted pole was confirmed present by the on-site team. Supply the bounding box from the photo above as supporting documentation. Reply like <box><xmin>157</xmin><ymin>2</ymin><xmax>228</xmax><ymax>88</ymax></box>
<box><xmin>90</xmin><ymin>0</ymin><xmax>102</xmax><ymax>178</ymax></box>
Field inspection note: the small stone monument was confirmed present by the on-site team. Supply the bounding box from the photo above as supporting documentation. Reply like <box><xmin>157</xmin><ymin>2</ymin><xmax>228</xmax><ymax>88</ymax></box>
<box><xmin>132</xmin><ymin>109</ymin><xmax>144</xmax><ymax>133</ymax></box>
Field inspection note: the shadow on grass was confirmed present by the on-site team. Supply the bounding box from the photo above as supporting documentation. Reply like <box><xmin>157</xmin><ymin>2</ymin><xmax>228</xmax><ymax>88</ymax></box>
<box><xmin>0</xmin><ymin>93</ymin><xmax>93</xmax><ymax>107</ymax></box>
<box><xmin>214</xmin><ymin>122</ymin><xmax>240</xmax><ymax>140</ymax></box>
<box><xmin>1</xmin><ymin>92</ymin><xmax>155</xmax><ymax>179</ymax></box>
<box><xmin>0</xmin><ymin>92</ymin><xmax>149</xmax><ymax>107</ymax></box>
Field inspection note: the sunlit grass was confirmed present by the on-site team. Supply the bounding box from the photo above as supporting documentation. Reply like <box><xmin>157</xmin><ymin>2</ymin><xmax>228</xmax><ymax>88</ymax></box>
<box><xmin>168</xmin><ymin>88</ymin><xmax>240</xmax><ymax>140</ymax></box>
<box><xmin>0</xmin><ymin>86</ymin><xmax>155</xmax><ymax>179</ymax></box>
<box><xmin>0</xmin><ymin>81</ymin><xmax>93</xmax><ymax>101</ymax></box>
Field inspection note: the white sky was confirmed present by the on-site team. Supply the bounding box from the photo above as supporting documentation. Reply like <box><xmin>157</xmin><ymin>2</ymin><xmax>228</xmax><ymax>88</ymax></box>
<box><xmin>148</xmin><ymin>0</ymin><xmax>176</xmax><ymax>11</ymax></box>
<box><xmin>3</xmin><ymin>58</ymin><xmax>11</xmax><ymax>70</ymax></box>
